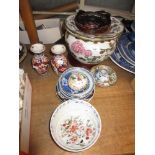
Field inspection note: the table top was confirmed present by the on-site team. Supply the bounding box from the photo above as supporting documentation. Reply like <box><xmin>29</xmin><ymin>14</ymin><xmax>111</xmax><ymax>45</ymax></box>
<box><xmin>20</xmin><ymin>44</ymin><xmax>135</xmax><ymax>155</ymax></box>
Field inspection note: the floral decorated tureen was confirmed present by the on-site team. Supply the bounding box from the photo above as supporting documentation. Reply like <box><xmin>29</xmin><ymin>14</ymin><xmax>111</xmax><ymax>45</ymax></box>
<box><xmin>65</xmin><ymin>11</ymin><xmax>124</xmax><ymax>65</ymax></box>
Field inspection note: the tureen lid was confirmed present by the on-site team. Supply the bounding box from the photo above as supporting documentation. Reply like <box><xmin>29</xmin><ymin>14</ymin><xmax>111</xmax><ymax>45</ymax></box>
<box><xmin>65</xmin><ymin>15</ymin><xmax>124</xmax><ymax>41</ymax></box>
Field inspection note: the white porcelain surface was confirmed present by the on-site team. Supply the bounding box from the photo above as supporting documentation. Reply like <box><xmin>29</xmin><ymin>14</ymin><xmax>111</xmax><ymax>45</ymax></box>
<box><xmin>66</xmin><ymin>34</ymin><xmax>116</xmax><ymax>64</ymax></box>
<box><xmin>51</xmin><ymin>44</ymin><xmax>66</xmax><ymax>55</ymax></box>
<box><xmin>30</xmin><ymin>43</ymin><xmax>45</xmax><ymax>54</ymax></box>
<box><xmin>50</xmin><ymin>99</ymin><xmax>101</xmax><ymax>152</ymax></box>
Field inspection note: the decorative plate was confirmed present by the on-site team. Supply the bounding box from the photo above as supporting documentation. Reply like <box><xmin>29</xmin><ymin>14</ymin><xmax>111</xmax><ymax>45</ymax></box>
<box><xmin>56</xmin><ymin>83</ymin><xmax>95</xmax><ymax>102</ymax></box>
<box><xmin>117</xmin><ymin>33</ymin><xmax>135</xmax><ymax>65</ymax></box>
<box><xmin>91</xmin><ymin>65</ymin><xmax>117</xmax><ymax>87</ymax></box>
<box><xmin>49</xmin><ymin>99</ymin><xmax>101</xmax><ymax>152</ymax></box>
<box><xmin>58</xmin><ymin>67</ymin><xmax>95</xmax><ymax>97</ymax></box>
<box><xmin>110</xmin><ymin>47</ymin><xmax>135</xmax><ymax>74</ymax></box>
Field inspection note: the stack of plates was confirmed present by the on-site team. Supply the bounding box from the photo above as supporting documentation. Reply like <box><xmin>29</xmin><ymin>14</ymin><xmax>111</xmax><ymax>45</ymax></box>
<box><xmin>56</xmin><ymin>67</ymin><xmax>95</xmax><ymax>101</ymax></box>
<box><xmin>49</xmin><ymin>99</ymin><xmax>101</xmax><ymax>152</ymax></box>
<box><xmin>110</xmin><ymin>32</ymin><xmax>135</xmax><ymax>74</ymax></box>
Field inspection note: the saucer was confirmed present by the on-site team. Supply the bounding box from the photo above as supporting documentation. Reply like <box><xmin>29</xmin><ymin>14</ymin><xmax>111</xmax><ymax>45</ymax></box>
<box><xmin>49</xmin><ymin>99</ymin><xmax>101</xmax><ymax>152</ymax></box>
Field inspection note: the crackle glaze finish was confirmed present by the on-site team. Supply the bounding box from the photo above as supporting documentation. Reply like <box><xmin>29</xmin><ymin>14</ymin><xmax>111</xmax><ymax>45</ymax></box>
<box><xmin>65</xmin><ymin>15</ymin><xmax>124</xmax><ymax>65</ymax></box>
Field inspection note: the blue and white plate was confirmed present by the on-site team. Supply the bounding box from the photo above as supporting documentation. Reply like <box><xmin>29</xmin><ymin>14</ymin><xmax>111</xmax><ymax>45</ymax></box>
<box><xmin>58</xmin><ymin>67</ymin><xmax>95</xmax><ymax>98</ymax></box>
<box><xmin>117</xmin><ymin>33</ymin><xmax>135</xmax><ymax>66</ymax></box>
<box><xmin>131</xmin><ymin>21</ymin><xmax>135</xmax><ymax>32</ymax></box>
<box><xmin>110</xmin><ymin>48</ymin><xmax>135</xmax><ymax>74</ymax></box>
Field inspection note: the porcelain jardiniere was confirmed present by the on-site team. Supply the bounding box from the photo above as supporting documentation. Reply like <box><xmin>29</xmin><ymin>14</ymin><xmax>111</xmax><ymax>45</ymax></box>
<box><xmin>65</xmin><ymin>13</ymin><xmax>124</xmax><ymax>65</ymax></box>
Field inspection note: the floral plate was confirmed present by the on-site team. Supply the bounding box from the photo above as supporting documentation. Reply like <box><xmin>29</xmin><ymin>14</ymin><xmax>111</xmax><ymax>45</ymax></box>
<box><xmin>110</xmin><ymin>47</ymin><xmax>135</xmax><ymax>74</ymax></box>
<box><xmin>91</xmin><ymin>65</ymin><xmax>117</xmax><ymax>87</ymax></box>
<box><xmin>49</xmin><ymin>99</ymin><xmax>101</xmax><ymax>152</ymax></box>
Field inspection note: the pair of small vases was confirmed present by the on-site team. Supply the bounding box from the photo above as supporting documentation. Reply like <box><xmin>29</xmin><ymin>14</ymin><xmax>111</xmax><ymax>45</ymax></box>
<box><xmin>30</xmin><ymin>43</ymin><xmax>68</xmax><ymax>75</ymax></box>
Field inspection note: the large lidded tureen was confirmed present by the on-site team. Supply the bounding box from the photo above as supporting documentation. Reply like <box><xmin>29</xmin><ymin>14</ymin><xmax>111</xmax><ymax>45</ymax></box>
<box><xmin>65</xmin><ymin>10</ymin><xmax>124</xmax><ymax>65</ymax></box>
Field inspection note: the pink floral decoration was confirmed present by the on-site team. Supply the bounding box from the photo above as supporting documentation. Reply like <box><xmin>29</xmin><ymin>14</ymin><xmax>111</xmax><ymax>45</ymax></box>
<box><xmin>71</xmin><ymin>41</ymin><xmax>92</xmax><ymax>57</ymax></box>
<box><xmin>84</xmin><ymin>50</ymin><xmax>92</xmax><ymax>57</ymax></box>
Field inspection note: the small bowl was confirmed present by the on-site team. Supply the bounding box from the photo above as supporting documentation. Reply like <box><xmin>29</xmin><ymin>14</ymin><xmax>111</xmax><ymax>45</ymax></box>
<box><xmin>91</xmin><ymin>65</ymin><xmax>117</xmax><ymax>87</ymax></box>
<box><xmin>58</xmin><ymin>67</ymin><xmax>95</xmax><ymax>99</ymax></box>
<box><xmin>74</xmin><ymin>10</ymin><xmax>111</xmax><ymax>34</ymax></box>
<box><xmin>51</xmin><ymin>44</ymin><xmax>66</xmax><ymax>55</ymax></box>
<box><xmin>30</xmin><ymin>43</ymin><xmax>45</xmax><ymax>54</ymax></box>
<box><xmin>49</xmin><ymin>99</ymin><xmax>101</xmax><ymax>152</ymax></box>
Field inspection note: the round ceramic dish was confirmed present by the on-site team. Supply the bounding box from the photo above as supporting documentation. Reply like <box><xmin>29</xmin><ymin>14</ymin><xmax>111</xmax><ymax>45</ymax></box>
<box><xmin>65</xmin><ymin>15</ymin><xmax>124</xmax><ymax>65</ymax></box>
<box><xmin>91</xmin><ymin>65</ymin><xmax>117</xmax><ymax>87</ymax></box>
<box><xmin>117</xmin><ymin>33</ymin><xmax>135</xmax><ymax>65</ymax></box>
<box><xmin>49</xmin><ymin>99</ymin><xmax>101</xmax><ymax>152</ymax></box>
<box><xmin>58</xmin><ymin>67</ymin><xmax>95</xmax><ymax>98</ymax></box>
<box><xmin>56</xmin><ymin>83</ymin><xmax>95</xmax><ymax>102</ymax></box>
<box><xmin>110</xmin><ymin>48</ymin><xmax>135</xmax><ymax>74</ymax></box>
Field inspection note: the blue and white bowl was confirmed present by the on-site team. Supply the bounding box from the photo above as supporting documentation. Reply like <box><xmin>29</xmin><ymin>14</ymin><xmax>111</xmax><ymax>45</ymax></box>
<box><xmin>56</xmin><ymin>67</ymin><xmax>95</xmax><ymax>101</ymax></box>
